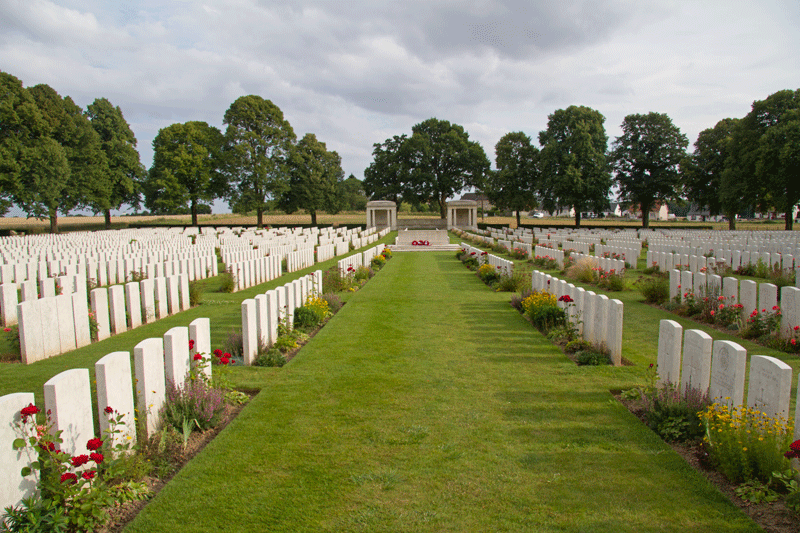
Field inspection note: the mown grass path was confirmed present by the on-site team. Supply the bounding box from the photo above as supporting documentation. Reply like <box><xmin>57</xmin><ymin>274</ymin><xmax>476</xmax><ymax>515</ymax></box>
<box><xmin>126</xmin><ymin>252</ymin><xmax>759</xmax><ymax>532</ymax></box>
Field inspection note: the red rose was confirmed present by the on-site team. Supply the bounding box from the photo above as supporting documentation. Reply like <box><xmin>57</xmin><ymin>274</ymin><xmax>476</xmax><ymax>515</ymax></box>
<box><xmin>89</xmin><ymin>452</ymin><xmax>104</xmax><ymax>464</ymax></box>
<box><xmin>189</xmin><ymin>339</ymin><xmax>195</xmax><ymax>350</ymax></box>
<box><xmin>214</xmin><ymin>349</ymin><xmax>223</xmax><ymax>357</ymax></box>
<box><xmin>82</xmin><ymin>470</ymin><xmax>96</xmax><ymax>480</ymax></box>
<box><xmin>20</xmin><ymin>403</ymin><xmax>40</xmax><ymax>422</ymax></box>
<box><xmin>60</xmin><ymin>473</ymin><xmax>77</xmax><ymax>484</ymax></box>
<box><xmin>193</xmin><ymin>353</ymin><xmax>203</xmax><ymax>361</ymax></box>
<box><xmin>71</xmin><ymin>454</ymin><xmax>90</xmax><ymax>467</ymax></box>
<box><xmin>104</xmin><ymin>406</ymin><xmax>114</xmax><ymax>414</ymax></box>
<box><xmin>86</xmin><ymin>438</ymin><xmax>103</xmax><ymax>451</ymax></box>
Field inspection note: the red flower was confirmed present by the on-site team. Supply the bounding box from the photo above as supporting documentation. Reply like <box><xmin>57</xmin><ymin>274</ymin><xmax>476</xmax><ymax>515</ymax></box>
<box><xmin>772</xmin><ymin>305</ymin><xmax>779</xmax><ymax>311</ymax></box>
<box><xmin>792</xmin><ymin>339</ymin><xmax>797</xmax><ymax>346</ymax></box>
<box><xmin>81</xmin><ymin>470</ymin><xmax>96</xmax><ymax>480</ymax></box>
<box><xmin>86</xmin><ymin>438</ymin><xmax>103</xmax><ymax>451</ymax></box>
<box><xmin>60</xmin><ymin>473</ymin><xmax>77</xmax><ymax>484</ymax></box>
<box><xmin>20</xmin><ymin>403</ymin><xmax>40</xmax><ymax>422</ymax></box>
<box><xmin>89</xmin><ymin>452</ymin><xmax>104</xmax><ymax>464</ymax></box>
<box><xmin>71</xmin><ymin>454</ymin><xmax>90</xmax><ymax>467</ymax></box>
<box><xmin>104</xmin><ymin>406</ymin><xmax>114</xmax><ymax>414</ymax></box>
<box><xmin>214</xmin><ymin>349</ymin><xmax>223</xmax><ymax>357</ymax></box>
<box><xmin>39</xmin><ymin>441</ymin><xmax>56</xmax><ymax>453</ymax></box>
<box><xmin>189</xmin><ymin>339</ymin><xmax>195</xmax><ymax>350</ymax></box>
<box><xmin>219</xmin><ymin>357</ymin><xmax>230</xmax><ymax>365</ymax></box>
<box><xmin>193</xmin><ymin>353</ymin><xmax>203</xmax><ymax>361</ymax></box>
<box><xmin>3</xmin><ymin>327</ymin><xmax>10</xmax><ymax>332</ymax></box>
<box><xmin>710</xmin><ymin>310</ymin><xmax>715</xmax><ymax>317</ymax></box>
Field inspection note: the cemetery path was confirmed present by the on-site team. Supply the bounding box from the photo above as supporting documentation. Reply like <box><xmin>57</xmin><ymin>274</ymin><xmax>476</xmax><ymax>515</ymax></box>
<box><xmin>125</xmin><ymin>252</ymin><xmax>761</xmax><ymax>533</ymax></box>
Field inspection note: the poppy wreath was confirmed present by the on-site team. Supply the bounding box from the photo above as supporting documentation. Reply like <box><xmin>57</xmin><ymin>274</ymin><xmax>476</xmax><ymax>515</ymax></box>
<box><xmin>411</xmin><ymin>240</ymin><xmax>431</xmax><ymax>246</ymax></box>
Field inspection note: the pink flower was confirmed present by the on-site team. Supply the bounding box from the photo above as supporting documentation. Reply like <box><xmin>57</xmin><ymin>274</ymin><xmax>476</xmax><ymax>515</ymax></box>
<box><xmin>710</xmin><ymin>310</ymin><xmax>715</xmax><ymax>316</ymax></box>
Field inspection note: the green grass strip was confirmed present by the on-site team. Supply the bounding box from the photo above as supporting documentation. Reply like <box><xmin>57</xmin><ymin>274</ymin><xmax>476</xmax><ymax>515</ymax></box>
<box><xmin>125</xmin><ymin>252</ymin><xmax>760</xmax><ymax>532</ymax></box>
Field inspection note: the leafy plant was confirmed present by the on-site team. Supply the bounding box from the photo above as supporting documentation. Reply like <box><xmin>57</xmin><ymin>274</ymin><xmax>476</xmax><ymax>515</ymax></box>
<box><xmin>637</xmin><ymin>276</ymin><xmax>669</xmax><ymax>304</ymax></box>
<box><xmin>189</xmin><ymin>280</ymin><xmax>204</xmax><ymax>307</ymax></box>
<box><xmin>219</xmin><ymin>271</ymin><xmax>236</xmax><ymax>293</ymax></box>
<box><xmin>160</xmin><ymin>376</ymin><xmax>225</xmax><ymax>432</ymax></box>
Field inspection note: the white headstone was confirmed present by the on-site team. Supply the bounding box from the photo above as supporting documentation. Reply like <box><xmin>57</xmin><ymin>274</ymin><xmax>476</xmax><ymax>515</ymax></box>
<box><xmin>607</xmin><ymin>299</ymin><xmax>623</xmax><ymax>366</ymax></box>
<box><xmin>108</xmin><ymin>285</ymin><xmax>127</xmax><ymax>334</ymax></box>
<box><xmin>680</xmin><ymin>329</ymin><xmax>712</xmax><ymax>394</ymax></box>
<box><xmin>189</xmin><ymin>318</ymin><xmax>212</xmax><ymax>381</ymax></box>
<box><xmin>242</xmin><ymin>299</ymin><xmax>257</xmax><ymax>365</ymax></box>
<box><xmin>95</xmin><ymin>351</ymin><xmax>136</xmax><ymax>446</ymax></box>
<box><xmin>0</xmin><ymin>393</ymin><xmax>38</xmax><ymax>511</ymax></box>
<box><xmin>164</xmin><ymin>326</ymin><xmax>191</xmax><ymax>386</ymax></box>
<box><xmin>746</xmin><ymin>355</ymin><xmax>792</xmax><ymax>419</ymax></box>
<box><xmin>657</xmin><ymin>320</ymin><xmax>682</xmax><ymax>386</ymax></box>
<box><xmin>133</xmin><ymin>338</ymin><xmax>166</xmax><ymax>436</ymax></box>
<box><xmin>709</xmin><ymin>340</ymin><xmax>747</xmax><ymax>409</ymax></box>
<box><xmin>71</xmin><ymin>292</ymin><xmax>91</xmax><ymax>349</ymax></box>
<box><xmin>44</xmin><ymin>368</ymin><xmax>94</xmax><ymax>457</ymax></box>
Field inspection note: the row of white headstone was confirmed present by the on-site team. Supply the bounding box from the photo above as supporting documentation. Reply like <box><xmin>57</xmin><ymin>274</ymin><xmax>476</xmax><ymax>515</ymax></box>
<box><xmin>648</xmin><ymin>249</ymin><xmax>799</xmax><ymax>278</ymax></box>
<box><xmin>460</xmin><ymin>244</ymin><xmax>513</xmax><ymax>276</ymax></box>
<box><xmin>336</xmin><ymin>244</ymin><xmax>388</xmax><ymax>276</ymax></box>
<box><xmin>17</xmin><ymin>273</ymin><xmax>192</xmax><ymax>364</ymax></box>
<box><xmin>0</xmin><ymin>317</ymin><xmax>212</xmax><ymax>514</ymax></box>
<box><xmin>531</xmin><ymin>270</ymin><xmax>624</xmax><ymax>365</ymax></box>
<box><xmin>241</xmin><ymin>271</ymin><xmax>323</xmax><ymax>365</ymax></box>
<box><xmin>656</xmin><ymin>319</ymin><xmax>799</xmax><ymax>441</ymax></box>
<box><xmin>534</xmin><ymin>245</ymin><xmax>565</xmax><ymax>268</ymax></box>
<box><xmin>667</xmin><ymin>269</ymin><xmax>800</xmax><ymax>339</ymax></box>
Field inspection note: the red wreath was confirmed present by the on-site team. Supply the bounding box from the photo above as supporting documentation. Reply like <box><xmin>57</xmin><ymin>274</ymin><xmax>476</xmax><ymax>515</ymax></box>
<box><xmin>411</xmin><ymin>240</ymin><xmax>430</xmax><ymax>246</ymax></box>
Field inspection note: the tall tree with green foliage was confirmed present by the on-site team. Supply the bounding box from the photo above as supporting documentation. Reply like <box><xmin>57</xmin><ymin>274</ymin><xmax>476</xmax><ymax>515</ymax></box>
<box><xmin>339</xmin><ymin>174</ymin><xmax>368</xmax><ymax>211</ymax></box>
<box><xmin>681</xmin><ymin>118</ymin><xmax>741</xmax><ymax>229</ymax></box>
<box><xmin>611</xmin><ymin>112</ymin><xmax>688</xmax><ymax>228</ymax></box>
<box><xmin>0</xmin><ymin>71</ymin><xmax>46</xmax><ymax>216</ymax></box>
<box><xmin>538</xmin><ymin>106</ymin><xmax>611</xmax><ymax>227</ymax></box>
<box><xmin>20</xmin><ymin>84</ymin><xmax>108</xmax><ymax>233</ymax></box>
<box><xmin>86</xmin><ymin>97</ymin><xmax>145</xmax><ymax>228</ymax></box>
<box><xmin>279</xmin><ymin>133</ymin><xmax>344</xmax><ymax>225</ymax></box>
<box><xmin>725</xmin><ymin>89</ymin><xmax>800</xmax><ymax>230</ymax></box>
<box><xmin>403</xmin><ymin>118</ymin><xmax>490</xmax><ymax>218</ymax></box>
<box><xmin>485</xmin><ymin>131</ymin><xmax>539</xmax><ymax>227</ymax></box>
<box><xmin>223</xmin><ymin>95</ymin><xmax>295</xmax><ymax>228</ymax></box>
<box><xmin>363</xmin><ymin>134</ymin><xmax>408</xmax><ymax>203</ymax></box>
<box><xmin>145</xmin><ymin>121</ymin><xmax>224</xmax><ymax>226</ymax></box>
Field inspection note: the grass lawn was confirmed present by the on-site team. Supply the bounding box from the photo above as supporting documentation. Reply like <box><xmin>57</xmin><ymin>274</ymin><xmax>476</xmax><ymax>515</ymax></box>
<box><xmin>124</xmin><ymin>251</ymin><xmax>761</xmax><ymax>532</ymax></box>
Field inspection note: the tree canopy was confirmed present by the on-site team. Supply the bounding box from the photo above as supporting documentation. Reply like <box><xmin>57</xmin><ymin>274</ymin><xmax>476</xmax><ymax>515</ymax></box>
<box><xmin>726</xmin><ymin>89</ymin><xmax>800</xmax><ymax>230</ymax></box>
<box><xmin>339</xmin><ymin>174</ymin><xmax>368</xmax><ymax>211</ymax></box>
<box><xmin>485</xmin><ymin>131</ymin><xmax>539</xmax><ymax>227</ymax></box>
<box><xmin>681</xmin><ymin>117</ymin><xmax>740</xmax><ymax>229</ymax></box>
<box><xmin>86</xmin><ymin>97</ymin><xmax>145</xmax><ymax>228</ymax></box>
<box><xmin>279</xmin><ymin>133</ymin><xmax>344</xmax><ymax>225</ymax></box>
<box><xmin>611</xmin><ymin>112</ymin><xmax>688</xmax><ymax>228</ymax></box>
<box><xmin>538</xmin><ymin>106</ymin><xmax>610</xmax><ymax>227</ymax></box>
<box><xmin>145</xmin><ymin>121</ymin><xmax>224</xmax><ymax>226</ymax></box>
<box><xmin>363</xmin><ymin>134</ymin><xmax>409</xmax><ymax>204</ymax></box>
<box><xmin>223</xmin><ymin>95</ymin><xmax>295</xmax><ymax>228</ymax></box>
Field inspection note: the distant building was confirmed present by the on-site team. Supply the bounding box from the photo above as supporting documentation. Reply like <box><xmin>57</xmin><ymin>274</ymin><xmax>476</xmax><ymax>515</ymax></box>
<box><xmin>460</xmin><ymin>193</ymin><xmax>493</xmax><ymax>212</ymax></box>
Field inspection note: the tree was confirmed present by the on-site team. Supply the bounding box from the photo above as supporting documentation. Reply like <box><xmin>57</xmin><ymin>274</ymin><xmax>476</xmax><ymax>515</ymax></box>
<box><xmin>145</xmin><ymin>121</ymin><xmax>224</xmax><ymax>226</ymax></box>
<box><xmin>223</xmin><ymin>95</ymin><xmax>295</xmax><ymax>228</ymax></box>
<box><xmin>538</xmin><ymin>106</ymin><xmax>611</xmax><ymax>227</ymax></box>
<box><xmin>87</xmin><ymin>98</ymin><xmax>145</xmax><ymax>228</ymax></box>
<box><xmin>0</xmin><ymin>71</ymin><xmax>47</xmax><ymax>216</ymax></box>
<box><xmin>681</xmin><ymin>118</ymin><xmax>741</xmax><ymax>229</ymax></box>
<box><xmin>726</xmin><ymin>90</ymin><xmax>800</xmax><ymax>230</ymax></box>
<box><xmin>611</xmin><ymin>112</ymin><xmax>688</xmax><ymax>228</ymax></box>
<box><xmin>279</xmin><ymin>133</ymin><xmax>344</xmax><ymax>225</ymax></box>
<box><xmin>339</xmin><ymin>174</ymin><xmax>368</xmax><ymax>211</ymax></box>
<box><xmin>15</xmin><ymin>84</ymin><xmax>108</xmax><ymax>233</ymax></box>
<box><xmin>363</xmin><ymin>134</ymin><xmax>408</xmax><ymax>203</ymax></box>
<box><xmin>403</xmin><ymin>118</ymin><xmax>490</xmax><ymax>218</ymax></box>
<box><xmin>485</xmin><ymin>131</ymin><xmax>539</xmax><ymax>227</ymax></box>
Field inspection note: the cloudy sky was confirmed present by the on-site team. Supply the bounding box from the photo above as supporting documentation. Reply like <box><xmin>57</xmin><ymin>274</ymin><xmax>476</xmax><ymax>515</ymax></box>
<box><xmin>1</xmin><ymin>0</ymin><xmax>798</xmax><ymax>213</ymax></box>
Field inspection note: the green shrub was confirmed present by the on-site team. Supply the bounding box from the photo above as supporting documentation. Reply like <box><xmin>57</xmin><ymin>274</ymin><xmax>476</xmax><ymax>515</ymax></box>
<box><xmin>477</xmin><ymin>263</ymin><xmax>500</xmax><ymax>284</ymax></box>
<box><xmin>294</xmin><ymin>306</ymin><xmax>321</xmax><ymax>329</ymax></box>
<box><xmin>221</xmin><ymin>328</ymin><xmax>243</xmax><ymax>360</ymax></box>
<box><xmin>354</xmin><ymin>265</ymin><xmax>373</xmax><ymax>281</ymax></box>
<box><xmin>189</xmin><ymin>280</ymin><xmax>204</xmax><ymax>307</ymax></box>
<box><xmin>644</xmin><ymin>384</ymin><xmax>710</xmax><ymax>442</ymax></box>
<box><xmin>565</xmin><ymin>339</ymin><xmax>592</xmax><ymax>353</ymax></box>
<box><xmin>575</xmin><ymin>349</ymin><xmax>610</xmax><ymax>366</ymax></box>
<box><xmin>371</xmin><ymin>254</ymin><xmax>387</xmax><ymax>270</ymax></box>
<box><xmin>495</xmin><ymin>271</ymin><xmax>529</xmax><ymax>293</ymax></box>
<box><xmin>253</xmin><ymin>346</ymin><xmax>286</xmax><ymax>367</ymax></box>
<box><xmin>321</xmin><ymin>292</ymin><xmax>342</xmax><ymax>314</ymax></box>
<box><xmin>219</xmin><ymin>271</ymin><xmax>236</xmax><ymax>293</ymax></box>
<box><xmin>639</xmin><ymin>277</ymin><xmax>669</xmax><ymax>304</ymax></box>
<box><xmin>323</xmin><ymin>267</ymin><xmax>349</xmax><ymax>292</ymax></box>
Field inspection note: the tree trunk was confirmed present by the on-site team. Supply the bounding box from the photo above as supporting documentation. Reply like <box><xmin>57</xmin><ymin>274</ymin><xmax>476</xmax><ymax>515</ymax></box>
<box><xmin>257</xmin><ymin>208</ymin><xmax>263</xmax><ymax>229</ymax></box>
<box><xmin>439</xmin><ymin>197</ymin><xmax>446</xmax><ymax>219</ymax></box>
<box><xmin>785</xmin><ymin>210</ymin><xmax>793</xmax><ymax>231</ymax></box>
<box><xmin>310</xmin><ymin>210</ymin><xmax>317</xmax><ymax>226</ymax></box>
<box><xmin>191</xmin><ymin>200</ymin><xmax>198</xmax><ymax>227</ymax></box>
<box><xmin>726</xmin><ymin>210</ymin><xmax>736</xmax><ymax>230</ymax></box>
<box><xmin>49</xmin><ymin>209</ymin><xmax>58</xmax><ymax>234</ymax></box>
<box><xmin>516</xmin><ymin>210</ymin><xmax>521</xmax><ymax>227</ymax></box>
<box><xmin>574</xmin><ymin>210</ymin><xmax>581</xmax><ymax>228</ymax></box>
<box><xmin>104</xmin><ymin>209</ymin><xmax>111</xmax><ymax>230</ymax></box>
<box><xmin>641</xmin><ymin>203</ymin><xmax>651</xmax><ymax>229</ymax></box>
